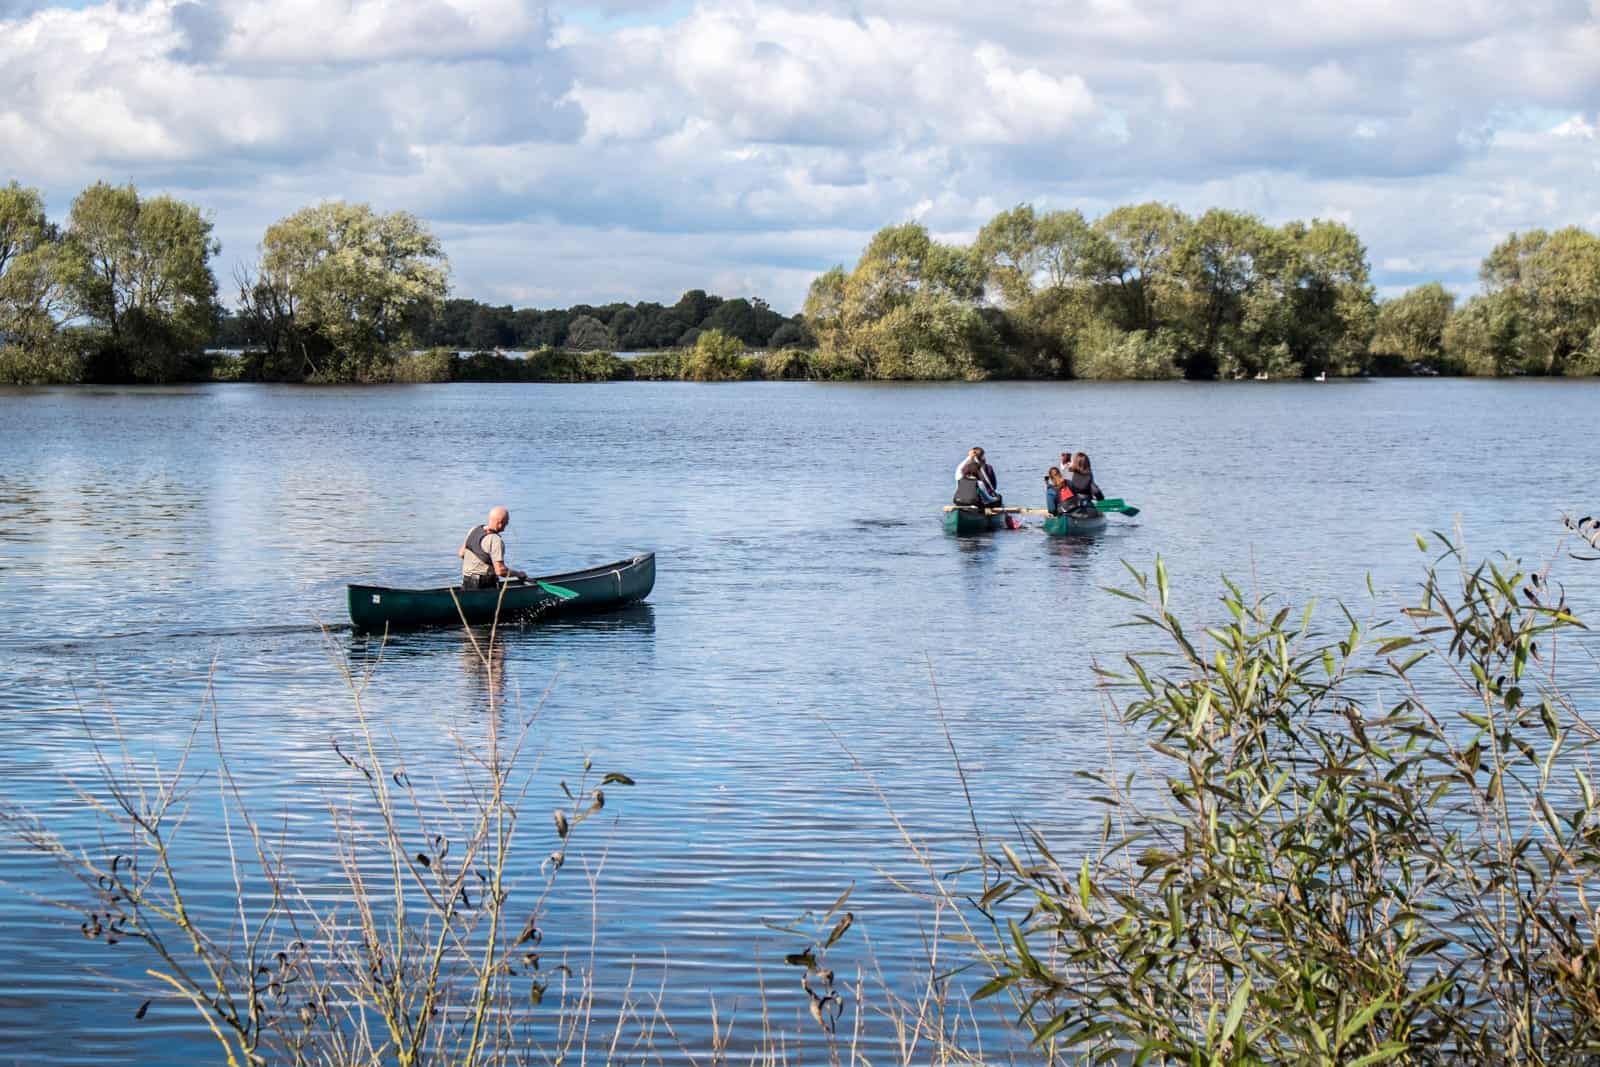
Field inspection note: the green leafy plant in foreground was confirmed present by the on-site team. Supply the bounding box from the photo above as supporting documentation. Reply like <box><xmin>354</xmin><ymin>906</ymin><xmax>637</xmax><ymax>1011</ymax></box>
<box><xmin>978</xmin><ymin>531</ymin><xmax>1600</xmax><ymax>1064</ymax></box>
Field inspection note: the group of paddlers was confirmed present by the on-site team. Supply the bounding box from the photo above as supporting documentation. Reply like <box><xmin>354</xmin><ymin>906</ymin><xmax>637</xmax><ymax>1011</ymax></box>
<box><xmin>953</xmin><ymin>447</ymin><xmax>1106</xmax><ymax>516</ymax></box>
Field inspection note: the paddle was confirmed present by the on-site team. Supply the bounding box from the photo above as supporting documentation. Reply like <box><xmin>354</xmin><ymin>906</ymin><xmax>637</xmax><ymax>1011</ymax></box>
<box><xmin>536</xmin><ymin>580</ymin><xmax>580</xmax><ymax>601</ymax></box>
<box><xmin>1094</xmin><ymin>499</ymin><xmax>1141</xmax><ymax>517</ymax></box>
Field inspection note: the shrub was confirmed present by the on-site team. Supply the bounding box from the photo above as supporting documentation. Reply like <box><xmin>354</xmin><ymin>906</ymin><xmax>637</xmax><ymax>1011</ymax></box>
<box><xmin>680</xmin><ymin>328</ymin><xmax>752</xmax><ymax>381</ymax></box>
<box><xmin>0</xmin><ymin>338</ymin><xmax>83</xmax><ymax>384</ymax></box>
<box><xmin>763</xmin><ymin>347</ymin><xmax>815</xmax><ymax>380</ymax></box>
<box><xmin>1073</xmin><ymin>325</ymin><xmax>1183</xmax><ymax>380</ymax></box>
<box><xmin>977</xmin><ymin>534</ymin><xmax>1600</xmax><ymax>1062</ymax></box>
<box><xmin>389</xmin><ymin>348</ymin><xmax>455</xmax><ymax>383</ymax></box>
<box><xmin>628</xmin><ymin>351</ymin><xmax>682</xmax><ymax>380</ymax></box>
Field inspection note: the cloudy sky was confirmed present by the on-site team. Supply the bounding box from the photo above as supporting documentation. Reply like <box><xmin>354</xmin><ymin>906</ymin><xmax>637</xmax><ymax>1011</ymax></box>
<box><xmin>3</xmin><ymin>0</ymin><xmax>1598</xmax><ymax>312</ymax></box>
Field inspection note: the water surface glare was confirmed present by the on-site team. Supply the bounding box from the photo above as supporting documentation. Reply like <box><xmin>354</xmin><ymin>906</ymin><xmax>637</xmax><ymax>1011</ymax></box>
<box><xmin>1</xmin><ymin>379</ymin><xmax>1598</xmax><ymax>1062</ymax></box>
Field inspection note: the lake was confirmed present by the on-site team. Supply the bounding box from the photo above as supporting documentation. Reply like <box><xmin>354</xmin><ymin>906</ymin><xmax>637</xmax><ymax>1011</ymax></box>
<box><xmin>1</xmin><ymin>379</ymin><xmax>1597</xmax><ymax>1063</ymax></box>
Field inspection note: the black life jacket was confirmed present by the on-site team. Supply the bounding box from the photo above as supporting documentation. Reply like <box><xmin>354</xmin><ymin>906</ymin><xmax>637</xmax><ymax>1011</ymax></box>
<box><xmin>952</xmin><ymin>478</ymin><xmax>984</xmax><ymax>507</ymax></box>
<box><xmin>463</xmin><ymin>525</ymin><xmax>495</xmax><ymax>568</ymax></box>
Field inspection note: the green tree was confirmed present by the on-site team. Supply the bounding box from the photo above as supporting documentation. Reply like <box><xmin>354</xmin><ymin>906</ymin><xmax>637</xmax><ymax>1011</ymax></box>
<box><xmin>766</xmin><ymin>320</ymin><xmax>811</xmax><ymax>350</ymax></box>
<box><xmin>61</xmin><ymin>181</ymin><xmax>218</xmax><ymax>382</ymax></box>
<box><xmin>1476</xmin><ymin>227</ymin><xmax>1600</xmax><ymax>374</ymax></box>
<box><xmin>703</xmin><ymin>297</ymin><xmax>762</xmax><ymax>345</ymax></box>
<box><xmin>1092</xmin><ymin>202</ymin><xmax>1191</xmax><ymax>334</ymax></box>
<box><xmin>1443</xmin><ymin>291</ymin><xmax>1532</xmax><ymax>376</ymax></box>
<box><xmin>1280</xmin><ymin>218</ymin><xmax>1377</xmax><ymax>377</ymax></box>
<box><xmin>803</xmin><ymin>225</ymin><xmax>991</xmax><ymax>379</ymax></box>
<box><xmin>1174</xmin><ymin>209</ymin><xmax>1289</xmax><ymax>378</ymax></box>
<box><xmin>0</xmin><ymin>182</ymin><xmax>75</xmax><ymax>383</ymax></box>
<box><xmin>252</xmin><ymin>201</ymin><xmax>448</xmax><ymax>382</ymax></box>
<box><xmin>465</xmin><ymin>304</ymin><xmax>513</xmax><ymax>351</ymax></box>
<box><xmin>564</xmin><ymin>314</ymin><xmax>614</xmax><ymax>352</ymax></box>
<box><xmin>672</xmin><ymin>289</ymin><xmax>721</xmax><ymax>327</ymax></box>
<box><xmin>977</xmin><ymin>205</ymin><xmax>1106</xmax><ymax>306</ymax></box>
<box><xmin>1371</xmin><ymin>282</ymin><xmax>1456</xmax><ymax>372</ymax></box>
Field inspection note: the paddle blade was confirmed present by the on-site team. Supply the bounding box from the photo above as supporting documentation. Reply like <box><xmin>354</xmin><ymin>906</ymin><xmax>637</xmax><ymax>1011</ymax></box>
<box><xmin>536</xmin><ymin>580</ymin><xmax>580</xmax><ymax>601</ymax></box>
<box><xmin>1094</xmin><ymin>500</ymin><xmax>1140</xmax><ymax>517</ymax></box>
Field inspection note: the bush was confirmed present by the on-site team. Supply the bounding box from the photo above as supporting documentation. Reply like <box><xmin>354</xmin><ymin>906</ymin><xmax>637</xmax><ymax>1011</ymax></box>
<box><xmin>188</xmin><ymin>351</ymin><xmax>247</xmax><ymax>382</ymax></box>
<box><xmin>843</xmin><ymin>296</ymin><xmax>999</xmax><ymax>381</ymax></box>
<box><xmin>390</xmin><ymin>348</ymin><xmax>455</xmax><ymax>383</ymax></box>
<box><xmin>627</xmin><ymin>351</ymin><xmax>682</xmax><ymax>380</ymax></box>
<box><xmin>521</xmin><ymin>347</ymin><xmax>623</xmax><ymax>382</ymax></box>
<box><xmin>0</xmin><ymin>338</ymin><xmax>83</xmax><ymax>384</ymax></box>
<box><xmin>1072</xmin><ymin>325</ymin><xmax>1183</xmax><ymax>380</ymax></box>
<box><xmin>762</xmin><ymin>347</ymin><xmax>815</xmax><ymax>380</ymax></box>
<box><xmin>977</xmin><ymin>534</ymin><xmax>1600</xmax><ymax>1061</ymax></box>
<box><xmin>680</xmin><ymin>328</ymin><xmax>753</xmax><ymax>381</ymax></box>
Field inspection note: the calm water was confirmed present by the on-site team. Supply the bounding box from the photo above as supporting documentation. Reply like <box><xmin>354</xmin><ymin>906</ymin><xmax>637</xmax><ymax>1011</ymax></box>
<box><xmin>1</xmin><ymin>379</ymin><xmax>1597</xmax><ymax>1063</ymax></box>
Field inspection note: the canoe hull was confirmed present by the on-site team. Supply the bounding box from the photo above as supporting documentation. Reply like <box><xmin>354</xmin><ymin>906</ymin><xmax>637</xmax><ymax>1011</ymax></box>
<box><xmin>1043</xmin><ymin>509</ymin><xmax>1107</xmax><ymax>536</ymax></box>
<box><xmin>943</xmin><ymin>507</ymin><xmax>1004</xmax><ymax>535</ymax></box>
<box><xmin>348</xmin><ymin>552</ymin><xmax>655</xmax><ymax>631</ymax></box>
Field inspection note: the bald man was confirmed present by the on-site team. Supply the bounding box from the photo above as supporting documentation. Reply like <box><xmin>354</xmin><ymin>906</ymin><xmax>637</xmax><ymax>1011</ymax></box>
<box><xmin>459</xmin><ymin>506</ymin><xmax>529</xmax><ymax>590</ymax></box>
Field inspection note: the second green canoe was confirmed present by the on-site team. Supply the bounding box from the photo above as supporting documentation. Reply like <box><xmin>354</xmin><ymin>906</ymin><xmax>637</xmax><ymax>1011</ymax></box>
<box><xmin>1043</xmin><ymin>509</ymin><xmax>1107</xmax><ymax>536</ymax></box>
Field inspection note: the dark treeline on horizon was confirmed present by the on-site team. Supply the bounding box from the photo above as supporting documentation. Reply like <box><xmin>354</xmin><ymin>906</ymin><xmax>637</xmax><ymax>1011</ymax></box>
<box><xmin>5</xmin><ymin>176</ymin><xmax>1600</xmax><ymax>385</ymax></box>
<box><xmin>213</xmin><ymin>290</ymin><xmax>810</xmax><ymax>354</ymax></box>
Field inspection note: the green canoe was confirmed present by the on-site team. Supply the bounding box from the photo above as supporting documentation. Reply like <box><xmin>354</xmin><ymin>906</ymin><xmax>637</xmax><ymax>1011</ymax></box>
<box><xmin>348</xmin><ymin>552</ymin><xmax>655</xmax><ymax>631</ymax></box>
<box><xmin>943</xmin><ymin>507</ymin><xmax>1006</xmax><ymax>535</ymax></box>
<box><xmin>1042</xmin><ymin>508</ymin><xmax>1107</xmax><ymax>536</ymax></box>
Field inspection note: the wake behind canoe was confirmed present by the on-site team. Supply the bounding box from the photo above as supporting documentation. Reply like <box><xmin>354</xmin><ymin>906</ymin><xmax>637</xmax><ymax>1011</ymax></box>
<box><xmin>348</xmin><ymin>552</ymin><xmax>655</xmax><ymax>631</ymax></box>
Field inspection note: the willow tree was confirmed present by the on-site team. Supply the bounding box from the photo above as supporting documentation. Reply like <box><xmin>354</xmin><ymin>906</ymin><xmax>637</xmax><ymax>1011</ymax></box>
<box><xmin>1372</xmin><ymin>282</ymin><xmax>1456</xmax><ymax>372</ymax></box>
<box><xmin>61</xmin><ymin>181</ymin><xmax>218</xmax><ymax>382</ymax></box>
<box><xmin>1473</xmin><ymin>227</ymin><xmax>1600</xmax><ymax>375</ymax></box>
<box><xmin>1092</xmin><ymin>202</ymin><xmax>1191</xmax><ymax>336</ymax></box>
<box><xmin>803</xmin><ymin>223</ymin><xmax>997</xmax><ymax>379</ymax></box>
<box><xmin>1173</xmin><ymin>209</ymin><xmax>1290</xmax><ymax>378</ymax></box>
<box><xmin>1281</xmin><ymin>218</ymin><xmax>1377</xmax><ymax>378</ymax></box>
<box><xmin>974</xmin><ymin>205</ymin><xmax>1112</xmax><ymax>374</ymax></box>
<box><xmin>0</xmin><ymin>182</ymin><xmax>73</xmax><ymax>382</ymax></box>
<box><xmin>246</xmin><ymin>201</ymin><xmax>448</xmax><ymax>381</ymax></box>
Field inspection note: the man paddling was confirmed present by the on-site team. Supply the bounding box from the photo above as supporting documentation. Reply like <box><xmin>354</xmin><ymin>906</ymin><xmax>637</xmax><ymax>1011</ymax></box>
<box><xmin>459</xmin><ymin>506</ymin><xmax>528</xmax><ymax>590</ymax></box>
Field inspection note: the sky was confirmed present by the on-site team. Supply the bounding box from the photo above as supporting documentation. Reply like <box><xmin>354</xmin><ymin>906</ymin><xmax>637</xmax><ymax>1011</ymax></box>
<box><xmin>3</xmin><ymin>0</ymin><xmax>1599</xmax><ymax>313</ymax></box>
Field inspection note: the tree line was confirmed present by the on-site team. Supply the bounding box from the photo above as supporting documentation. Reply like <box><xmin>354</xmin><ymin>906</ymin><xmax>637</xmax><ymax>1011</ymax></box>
<box><xmin>806</xmin><ymin>205</ymin><xmax>1600</xmax><ymax>380</ymax></box>
<box><xmin>7</xmin><ymin>177</ymin><xmax>1600</xmax><ymax>385</ymax></box>
<box><xmin>0</xmin><ymin>180</ymin><xmax>806</xmax><ymax>385</ymax></box>
<box><xmin>214</xmin><ymin>289</ymin><xmax>810</xmax><ymax>358</ymax></box>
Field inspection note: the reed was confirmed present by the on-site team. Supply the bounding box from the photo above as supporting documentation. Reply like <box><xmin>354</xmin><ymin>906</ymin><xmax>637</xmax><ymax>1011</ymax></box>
<box><xmin>971</xmin><ymin>523</ymin><xmax>1600</xmax><ymax>1063</ymax></box>
<box><xmin>2</xmin><ymin>609</ymin><xmax>989</xmax><ymax>1065</ymax></box>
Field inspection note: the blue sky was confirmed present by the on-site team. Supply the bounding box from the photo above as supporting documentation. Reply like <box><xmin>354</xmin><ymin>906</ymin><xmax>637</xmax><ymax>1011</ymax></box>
<box><xmin>3</xmin><ymin>0</ymin><xmax>1598</xmax><ymax>312</ymax></box>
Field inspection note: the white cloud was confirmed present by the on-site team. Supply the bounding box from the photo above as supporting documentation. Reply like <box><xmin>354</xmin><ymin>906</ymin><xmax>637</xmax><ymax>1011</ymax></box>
<box><xmin>216</xmin><ymin>0</ymin><xmax>549</xmax><ymax>64</ymax></box>
<box><xmin>2</xmin><ymin>0</ymin><xmax>1600</xmax><ymax>310</ymax></box>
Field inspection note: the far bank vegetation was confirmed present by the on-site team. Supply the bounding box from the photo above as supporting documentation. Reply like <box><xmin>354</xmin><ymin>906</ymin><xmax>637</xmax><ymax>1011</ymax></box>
<box><xmin>807</xmin><ymin>205</ymin><xmax>1600</xmax><ymax>381</ymax></box>
<box><xmin>5</xmin><ymin>178</ymin><xmax>1600</xmax><ymax>384</ymax></box>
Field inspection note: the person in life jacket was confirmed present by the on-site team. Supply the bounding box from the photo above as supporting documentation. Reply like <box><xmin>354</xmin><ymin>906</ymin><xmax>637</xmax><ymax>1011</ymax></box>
<box><xmin>1060</xmin><ymin>452</ymin><xmax>1105</xmax><ymax>512</ymax></box>
<box><xmin>953</xmin><ymin>451</ymin><xmax>1001</xmax><ymax>507</ymax></box>
<box><xmin>1044</xmin><ymin>466</ymin><xmax>1068</xmax><ymax>515</ymax></box>
<box><xmin>458</xmin><ymin>506</ymin><xmax>529</xmax><ymax>590</ymax></box>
